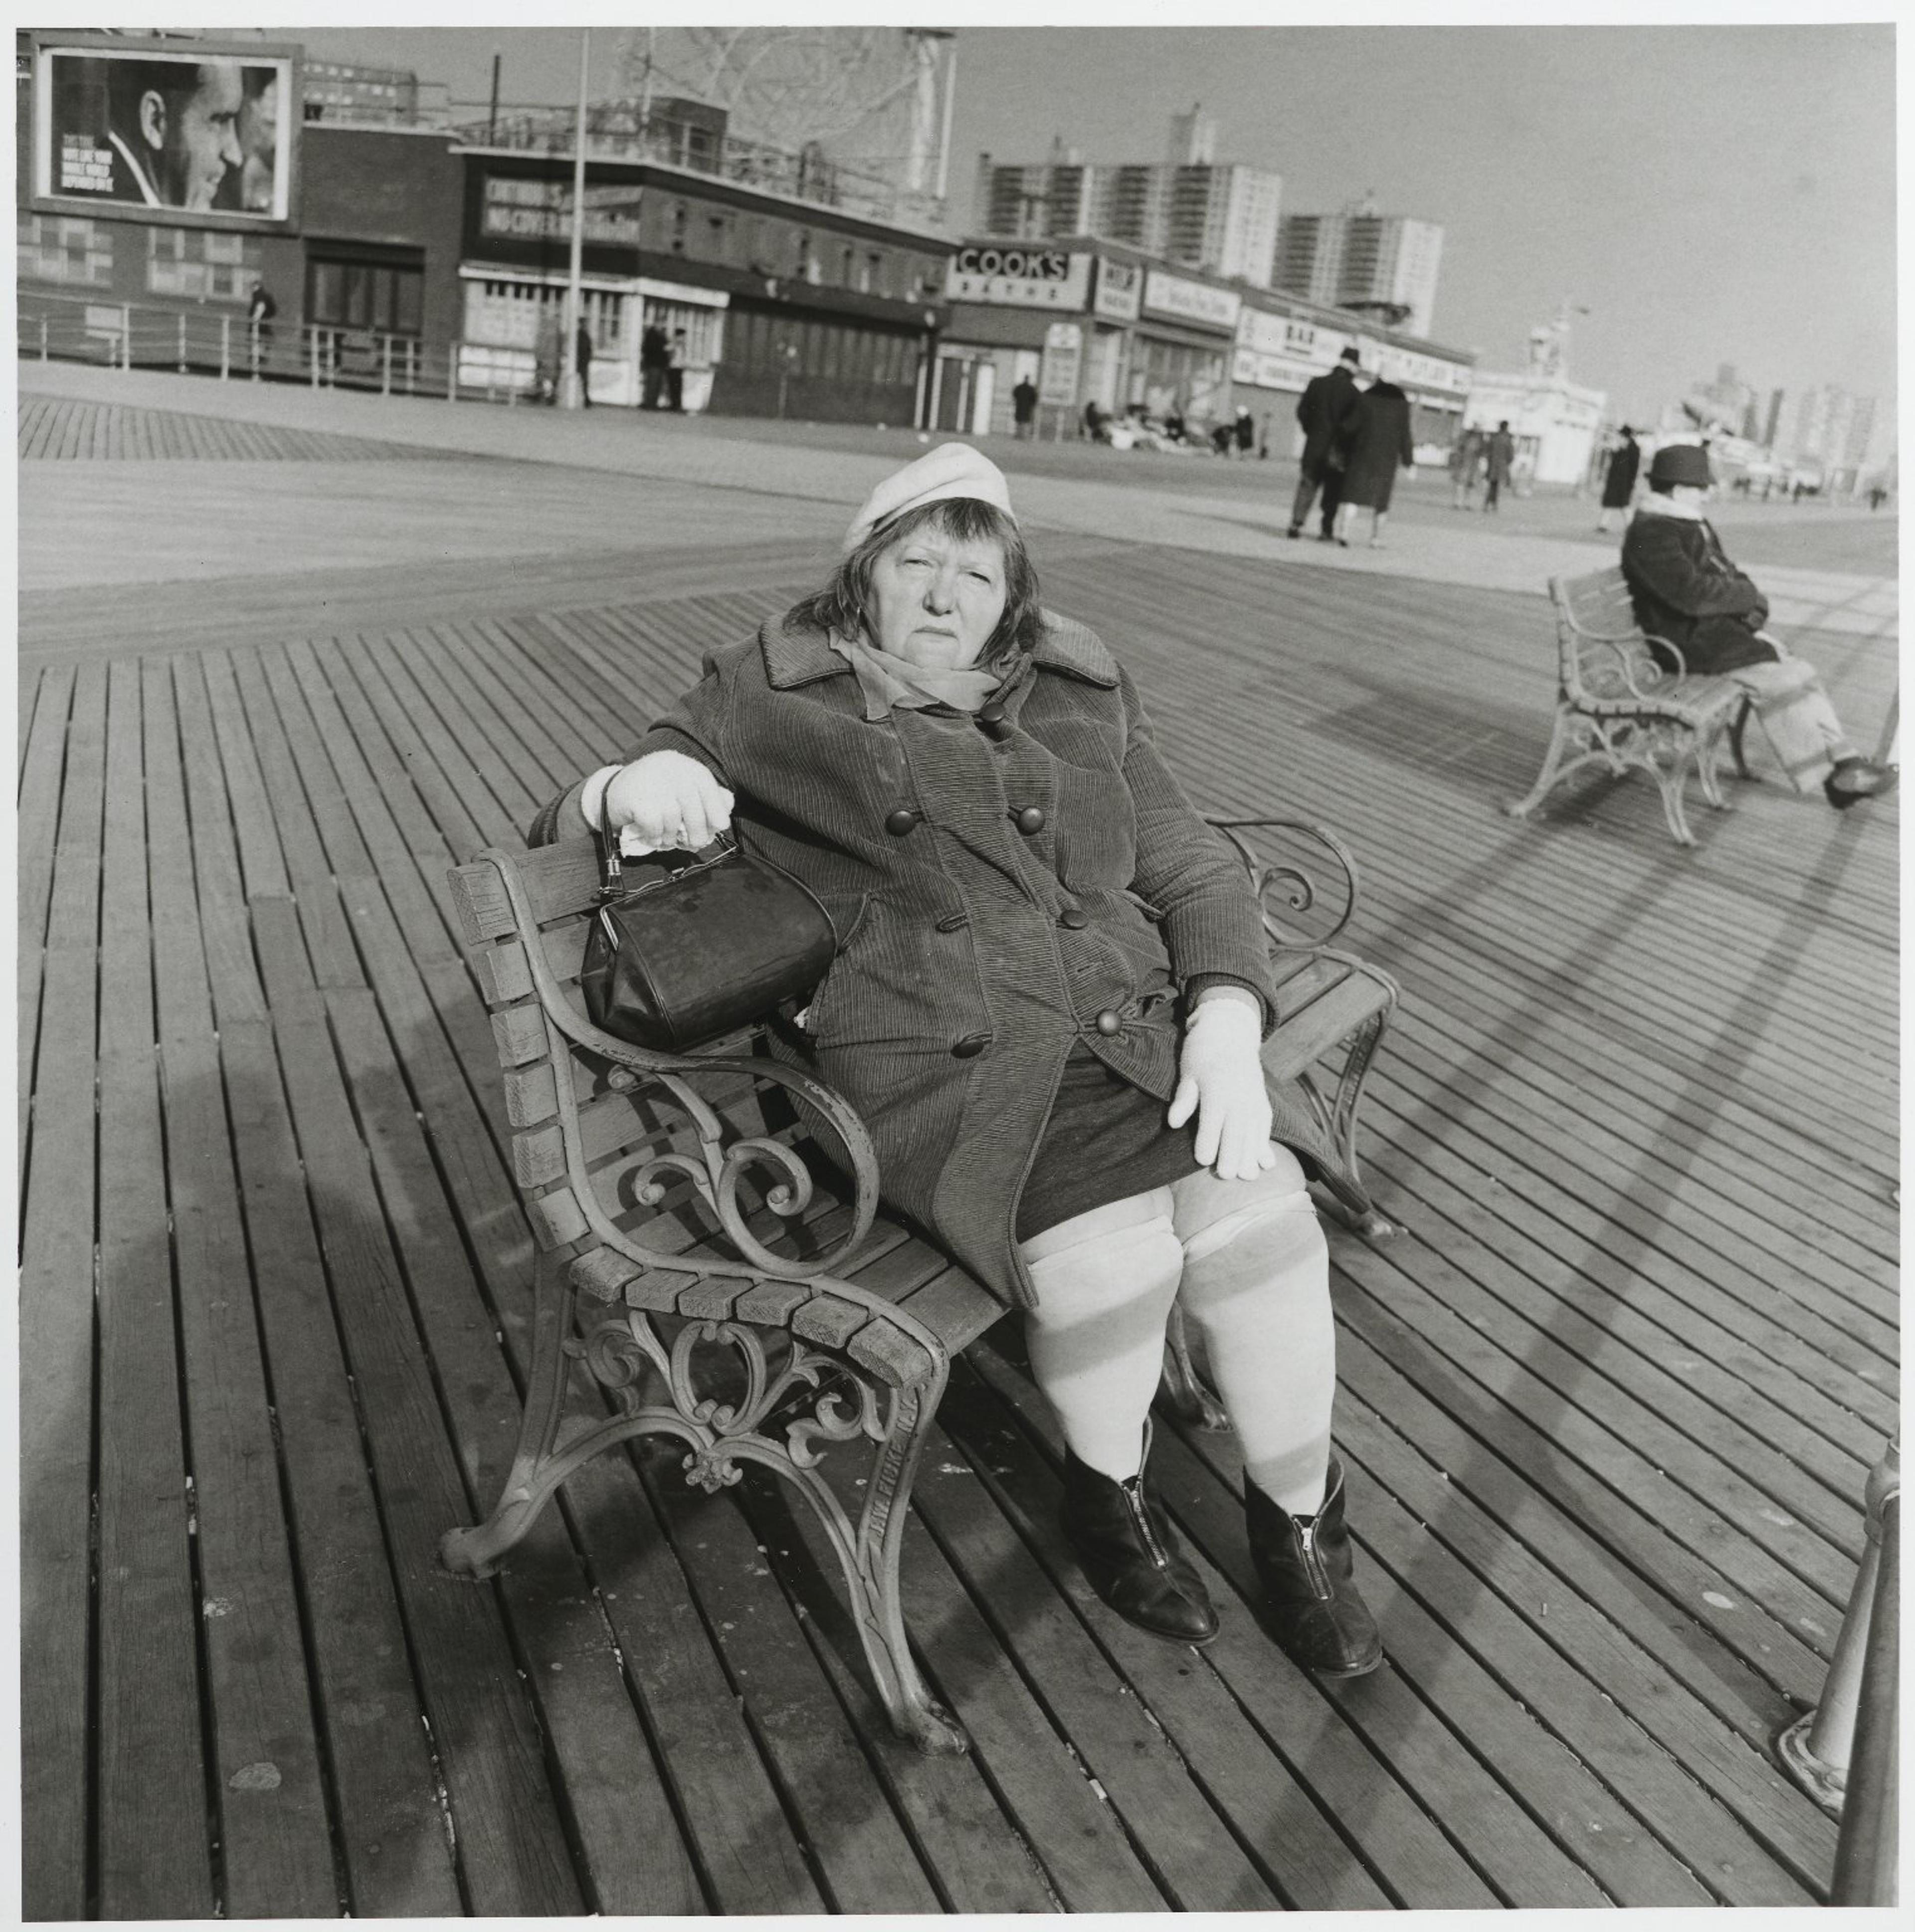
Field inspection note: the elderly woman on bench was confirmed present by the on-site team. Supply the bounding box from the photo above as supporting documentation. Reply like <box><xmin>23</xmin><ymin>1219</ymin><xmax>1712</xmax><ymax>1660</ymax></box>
<box><xmin>536</xmin><ymin>444</ymin><xmax>1381</xmax><ymax>1677</ymax></box>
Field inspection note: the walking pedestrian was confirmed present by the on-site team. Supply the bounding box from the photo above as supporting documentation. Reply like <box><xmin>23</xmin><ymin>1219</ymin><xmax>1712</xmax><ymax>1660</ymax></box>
<box><xmin>1233</xmin><ymin>406</ymin><xmax>1256</xmax><ymax>457</ymax></box>
<box><xmin>666</xmin><ymin>328</ymin><xmax>688</xmax><ymax>411</ymax></box>
<box><xmin>1332</xmin><ymin>377</ymin><xmax>1416</xmax><ymax>547</ymax></box>
<box><xmin>1483</xmin><ymin>421</ymin><xmax>1516</xmax><ymax>512</ymax></box>
<box><xmin>575</xmin><ymin>321</ymin><xmax>594</xmax><ymax>407</ymax></box>
<box><xmin>1287</xmin><ymin>348</ymin><xmax>1363</xmax><ymax>540</ymax></box>
<box><xmin>246</xmin><ymin>279</ymin><xmax>276</xmax><ymax>374</ymax></box>
<box><xmin>1448</xmin><ymin>425</ymin><xmax>1483</xmax><ymax>510</ymax></box>
<box><xmin>640</xmin><ymin>320</ymin><xmax>668</xmax><ymax>409</ymax></box>
<box><xmin>1012</xmin><ymin>374</ymin><xmax>1039</xmax><ymax>441</ymax></box>
<box><xmin>1594</xmin><ymin>426</ymin><xmax>1641</xmax><ymax>532</ymax></box>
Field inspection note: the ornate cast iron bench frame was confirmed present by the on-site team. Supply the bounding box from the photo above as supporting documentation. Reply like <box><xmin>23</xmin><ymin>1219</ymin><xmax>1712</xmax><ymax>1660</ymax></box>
<box><xmin>440</xmin><ymin>816</ymin><xmax>1398</xmax><ymax>1755</ymax></box>
<box><xmin>1507</xmin><ymin>564</ymin><xmax>1816</xmax><ymax>847</ymax></box>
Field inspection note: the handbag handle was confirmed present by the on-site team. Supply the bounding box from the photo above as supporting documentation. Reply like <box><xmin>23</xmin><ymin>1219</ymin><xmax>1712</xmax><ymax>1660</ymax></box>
<box><xmin>596</xmin><ymin>781</ymin><xmax>737</xmax><ymax>901</ymax></box>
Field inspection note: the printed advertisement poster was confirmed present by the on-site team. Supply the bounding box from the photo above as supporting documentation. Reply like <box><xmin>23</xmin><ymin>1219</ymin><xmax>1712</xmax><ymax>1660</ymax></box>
<box><xmin>35</xmin><ymin>41</ymin><xmax>296</xmax><ymax>220</ymax></box>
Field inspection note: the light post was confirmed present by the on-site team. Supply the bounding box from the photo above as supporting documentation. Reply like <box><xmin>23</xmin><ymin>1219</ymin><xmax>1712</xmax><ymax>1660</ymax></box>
<box><xmin>561</xmin><ymin>28</ymin><xmax>589</xmax><ymax>410</ymax></box>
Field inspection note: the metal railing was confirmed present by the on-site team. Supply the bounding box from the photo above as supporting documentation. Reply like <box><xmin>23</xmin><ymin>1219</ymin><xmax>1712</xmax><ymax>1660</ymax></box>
<box><xmin>16</xmin><ymin>290</ymin><xmax>595</xmax><ymax>411</ymax></box>
<box><xmin>1776</xmin><ymin>1438</ymin><xmax>1899</xmax><ymax>1906</ymax></box>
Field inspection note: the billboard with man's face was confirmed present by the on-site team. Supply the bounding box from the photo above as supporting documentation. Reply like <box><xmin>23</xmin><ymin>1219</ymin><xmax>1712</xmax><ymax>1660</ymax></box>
<box><xmin>32</xmin><ymin>37</ymin><xmax>299</xmax><ymax>224</ymax></box>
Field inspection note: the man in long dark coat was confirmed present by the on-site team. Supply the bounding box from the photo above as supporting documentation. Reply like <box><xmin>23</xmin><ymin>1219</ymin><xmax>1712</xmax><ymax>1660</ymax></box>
<box><xmin>1286</xmin><ymin>348</ymin><xmax>1363</xmax><ymax>540</ymax></box>
<box><xmin>1621</xmin><ymin>442</ymin><xmax>1896</xmax><ymax>807</ymax></box>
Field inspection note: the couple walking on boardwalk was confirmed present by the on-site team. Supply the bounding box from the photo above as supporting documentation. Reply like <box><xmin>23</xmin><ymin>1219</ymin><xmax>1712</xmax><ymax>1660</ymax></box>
<box><xmin>1286</xmin><ymin>348</ymin><xmax>1417</xmax><ymax>548</ymax></box>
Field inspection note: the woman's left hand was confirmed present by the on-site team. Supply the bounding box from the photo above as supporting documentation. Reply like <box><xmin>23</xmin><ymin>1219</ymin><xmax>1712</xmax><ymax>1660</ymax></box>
<box><xmin>1166</xmin><ymin>991</ymin><xmax>1277</xmax><ymax>1181</ymax></box>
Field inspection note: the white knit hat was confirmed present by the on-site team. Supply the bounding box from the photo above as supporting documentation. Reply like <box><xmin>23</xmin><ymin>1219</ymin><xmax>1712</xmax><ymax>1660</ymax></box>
<box><xmin>843</xmin><ymin>442</ymin><xmax>1017</xmax><ymax>552</ymax></box>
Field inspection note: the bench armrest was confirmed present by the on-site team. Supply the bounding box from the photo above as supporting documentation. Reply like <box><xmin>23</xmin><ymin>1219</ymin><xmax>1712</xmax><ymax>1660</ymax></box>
<box><xmin>481</xmin><ymin>845</ymin><xmax>882</xmax><ymax>1281</ymax></box>
<box><xmin>1205</xmin><ymin>816</ymin><xmax>1361</xmax><ymax>949</ymax></box>
<box><xmin>1581</xmin><ymin>633</ymin><xmax>1683</xmax><ymax>699</ymax></box>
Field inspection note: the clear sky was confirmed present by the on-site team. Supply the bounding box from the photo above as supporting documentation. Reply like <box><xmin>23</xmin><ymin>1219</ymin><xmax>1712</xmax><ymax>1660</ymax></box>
<box><xmin>249</xmin><ymin>19</ymin><xmax>1896</xmax><ymax>430</ymax></box>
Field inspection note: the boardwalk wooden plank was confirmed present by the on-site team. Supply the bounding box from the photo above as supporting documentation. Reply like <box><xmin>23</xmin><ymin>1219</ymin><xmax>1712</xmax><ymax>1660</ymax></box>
<box><xmin>1329</xmin><ymin>1380</ymin><xmax>1839</xmax><ymax>1896</ymax></box>
<box><xmin>94</xmin><ymin>657</ymin><xmax>217</xmax><ymax>1917</ymax></box>
<box><xmin>17</xmin><ymin>663</ymin><xmax>72</xmax><ymax>1182</ymax></box>
<box><xmin>172</xmin><ymin>658</ymin><xmax>464</xmax><ymax>1916</ymax></box>
<box><xmin>929</xmin><ymin>1369</ymin><xmax>1402</xmax><ymax>1911</ymax></box>
<box><xmin>140</xmin><ymin>657</ymin><xmax>341</xmax><ymax>1918</ymax></box>
<box><xmin>732</xmin><ymin>1470</ymin><xmax>1070</xmax><ymax>1915</ymax></box>
<box><xmin>323</xmin><ymin>987</ymin><xmax>706</xmax><ymax>1916</ymax></box>
<box><xmin>248</xmin><ymin>901</ymin><xmax>582</xmax><ymax>1913</ymax></box>
<box><xmin>19</xmin><ymin>657</ymin><xmax>107</xmax><ymax>1921</ymax></box>
<box><xmin>966</xmin><ymin>1341</ymin><xmax>1602</xmax><ymax>1908</ymax></box>
<box><xmin>636</xmin><ymin>1454</ymin><xmax>947</xmax><ymax>1914</ymax></box>
<box><xmin>229</xmin><ymin>649</ymin><xmax>367</xmax><ymax>990</ymax></box>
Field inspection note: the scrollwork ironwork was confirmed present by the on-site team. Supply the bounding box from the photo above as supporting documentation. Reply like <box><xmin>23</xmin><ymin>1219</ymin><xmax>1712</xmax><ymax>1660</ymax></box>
<box><xmin>1208</xmin><ymin>816</ymin><xmax>1360</xmax><ymax>947</ymax></box>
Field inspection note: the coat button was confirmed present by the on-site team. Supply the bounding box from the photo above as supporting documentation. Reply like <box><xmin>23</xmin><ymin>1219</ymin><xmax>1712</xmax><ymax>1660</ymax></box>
<box><xmin>1014</xmin><ymin>805</ymin><xmax>1046</xmax><ymax>835</ymax></box>
<box><xmin>936</xmin><ymin>912</ymin><xmax>967</xmax><ymax>933</ymax></box>
<box><xmin>1094</xmin><ymin>1009</ymin><xmax>1122</xmax><ymax>1037</ymax></box>
<box><xmin>884</xmin><ymin>807</ymin><xmax>919</xmax><ymax>836</ymax></box>
<box><xmin>978</xmin><ymin>701</ymin><xmax>1012</xmax><ymax>741</ymax></box>
<box><xmin>1059</xmin><ymin>907</ymin><xmax>1089</xmax><ymax>929</ymax></box>
<box><xmin>952</xmin><ymin>1033</ymin><xmax>989</xmax><ymax>1058</ymax></box>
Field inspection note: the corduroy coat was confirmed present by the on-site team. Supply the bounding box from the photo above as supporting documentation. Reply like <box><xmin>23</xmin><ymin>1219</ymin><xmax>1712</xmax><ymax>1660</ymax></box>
<box><xmin>568</xmin><ymin>610</ymin><xmax>1333</xmax><ymax>1311</ymax></box>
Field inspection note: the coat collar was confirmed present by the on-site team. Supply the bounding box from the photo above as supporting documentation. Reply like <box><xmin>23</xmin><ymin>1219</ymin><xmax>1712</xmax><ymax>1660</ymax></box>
<box><xmin>761</xmin><ymin>609</ymin><xmax>1121</xmax><ymax>692</ymax></box>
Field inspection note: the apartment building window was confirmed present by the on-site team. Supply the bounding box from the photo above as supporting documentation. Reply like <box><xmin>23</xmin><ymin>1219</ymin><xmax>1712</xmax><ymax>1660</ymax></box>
<box><xmin>18</xmin><ymin>213</ymin><xmax>114</xmax><ymax>286</ymax></box>
<box><xmin>147</xmin><ymin>227</ymin><xmax>258</xmax><ymax>301</ymax></box>
<box><xmin>669</xmin><ymin>201</ymin><xmax>690</xmax><ymax>254</ymax></box>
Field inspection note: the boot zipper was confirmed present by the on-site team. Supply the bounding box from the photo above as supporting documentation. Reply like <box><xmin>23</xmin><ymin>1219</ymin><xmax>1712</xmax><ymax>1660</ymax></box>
<box><xmin>1122</xmin><ymin>1480</ymin><xmax>1171</xmax><ymax>1570</ymax></box>
<box><xmin>1297</xmin><ymin>1517</ymin><xmax>1333</xmax><ymax>1598</ymax></box>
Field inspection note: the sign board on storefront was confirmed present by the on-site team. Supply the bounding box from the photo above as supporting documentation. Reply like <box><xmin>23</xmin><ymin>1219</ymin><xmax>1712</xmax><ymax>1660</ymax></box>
<box><xmin>1237</xmin><ymin>306</ymin><xmax>1346</xmax><ymax>366</ymax></box>
<box><xmin>1232</xmin><ymin>347</ymin><xmax>1330</xmax><ymax>394</ymax></box>
<box><xmin>1141</xmin><ymin>269</ymin><xmax>1240</xmax><ymax>333</ymax></box>
<box><xmin>481</xmin><ymin>175</ymin><xmax>641</xmax><ymax>247</ymax></box>
<box><xmin>945</xmin><ymin>244</ymin><xmax>1091</xmax><ymax>309</ymax></box>
<box><xmin>1038</xmin><ymin>321</ymin><xmax>1082</xmax><ymax>406</ymax></box>
<box><xmin>1093</xmin><ymin>257</ymin><xmax>1142</xmax><ymax>322</ymax></box>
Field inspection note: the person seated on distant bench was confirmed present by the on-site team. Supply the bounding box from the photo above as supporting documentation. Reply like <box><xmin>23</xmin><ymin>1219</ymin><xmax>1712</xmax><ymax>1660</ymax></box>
<box><xmin>1621</xmin><ymin>442</ymin><xmax>1897</xmax><ymax>810</ymax></box>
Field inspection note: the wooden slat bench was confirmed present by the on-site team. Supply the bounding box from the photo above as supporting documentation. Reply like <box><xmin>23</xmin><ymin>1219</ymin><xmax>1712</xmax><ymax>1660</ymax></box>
<box><xmin>1506</xmin><ymin>563</ymin><xmax>1820</xmax><ymax>846</ymax></box>
<box><xmin>439</xmin><ymin>816</ymin><xmax>1398</xmax><ymax>1754</ymax></box>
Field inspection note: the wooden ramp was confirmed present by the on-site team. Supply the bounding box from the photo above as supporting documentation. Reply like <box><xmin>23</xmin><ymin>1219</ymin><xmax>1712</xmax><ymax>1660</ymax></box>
<box><xmin>17</xmin><ymin>543</ymin><xmax>1894</xmax><ymax>1915</ymax></box>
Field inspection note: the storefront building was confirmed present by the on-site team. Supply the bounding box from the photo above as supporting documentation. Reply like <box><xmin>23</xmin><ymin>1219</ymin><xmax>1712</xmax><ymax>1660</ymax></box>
<box><xmin>940</xmin><ymin>231</ymin><xmax>1473</xmax><ymax>444</ymax></box>
<box><xmin>1464</xmin><ymin>371</ymin><xmax>1605</xmax><ymax>486</ymax></box>
<box><xmin>1231</xmin><ymin>297</ymin><xmax>1474</xmax><ymax>452</ymax></box>
<box><xmin>16</xmin><ymin>29</ymin><xmax>954</xmax><ymax>424</ymax></box>
<box><xmin>452</xmin><ymin>146</ymin><xmax>951</xmax><ymax>421</ymax></box>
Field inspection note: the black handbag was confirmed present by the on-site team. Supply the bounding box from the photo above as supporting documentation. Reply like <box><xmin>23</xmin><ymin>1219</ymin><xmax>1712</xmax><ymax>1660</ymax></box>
<box><xmin>580</xmin><ymin>801</ymin><xmax>838</xmax><ymax>1054</ymax></box>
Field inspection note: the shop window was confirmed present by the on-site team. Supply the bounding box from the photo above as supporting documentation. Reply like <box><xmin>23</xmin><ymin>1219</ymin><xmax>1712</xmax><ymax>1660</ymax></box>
<box><xmin>18</xmin><ymin>213</ymin><xmax>113</xmax><ymax>286</ymax></box>
<box><xmin>147</xmin><ymin>227</ymin><xmax>260</xmax><ymax>301</ymax></box>
<box><xmin>307</xmin><ymin>257</ymin><xmax>425</xmax><ymax>336</ymax></box>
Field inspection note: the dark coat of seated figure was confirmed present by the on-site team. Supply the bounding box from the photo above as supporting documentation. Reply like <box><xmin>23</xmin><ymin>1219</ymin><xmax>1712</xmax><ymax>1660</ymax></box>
<box><xmin>1620</xmin><ymin>442</ymin><xmax>1897</xmax><ymax>810</ymax></box>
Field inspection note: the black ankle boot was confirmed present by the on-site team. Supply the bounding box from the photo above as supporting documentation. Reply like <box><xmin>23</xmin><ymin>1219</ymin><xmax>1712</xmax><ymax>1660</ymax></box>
<box><xmin>1245</xmin><ymin>1458</ymin><xmax>1382</xmax><ymax>1677</ymax></box>
<box><xmin>1825</xmin><ymin>755</ymin><xmax>1899</xmax><ymax>810</ymax></box>
<box><xmin>1060</xmin><ymin>1451</ymin><xmax>1220</xmax><ymax>1645</ymax></box>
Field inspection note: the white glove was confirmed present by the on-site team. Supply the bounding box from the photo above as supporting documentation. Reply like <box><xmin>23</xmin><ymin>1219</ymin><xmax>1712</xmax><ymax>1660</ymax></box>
<box><xmin>579</xmin><ymin>750</ymin><xmax>734</xmax><ymax>855</ymax></box>
<box><xmin>1166</xmin><ymin>988</ymin><xmax>1277</xmax><ymax>1182</ymax></box>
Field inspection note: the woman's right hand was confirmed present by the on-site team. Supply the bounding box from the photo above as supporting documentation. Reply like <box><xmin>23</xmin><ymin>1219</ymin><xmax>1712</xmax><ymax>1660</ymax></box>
<box><xmin>583</xmin><ymin>749</ymin><xmax>735</xmax><ymax>853</ymax></box>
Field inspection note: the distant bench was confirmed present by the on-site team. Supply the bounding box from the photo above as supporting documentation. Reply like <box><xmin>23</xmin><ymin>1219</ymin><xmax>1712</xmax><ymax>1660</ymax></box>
<box><xmin>439</xmin><ymin>816</ymin><xmax>1398</xmax><ymax>1754</ymax></box>
<box><xmin>1506</xmin><ymin>564</ymin><xmax>1816</xmax><ymax>847</ymax></box>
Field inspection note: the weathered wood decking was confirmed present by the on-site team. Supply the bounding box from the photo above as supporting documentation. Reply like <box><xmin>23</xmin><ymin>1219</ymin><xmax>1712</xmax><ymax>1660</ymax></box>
<box><xmin>17</xmin><ymin>475</ymin><xmax>1897</xmax><ymax>1913</ymax></box>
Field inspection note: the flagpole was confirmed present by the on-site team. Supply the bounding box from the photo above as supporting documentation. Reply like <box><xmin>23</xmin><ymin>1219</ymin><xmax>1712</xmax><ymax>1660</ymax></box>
<box><xmin>563</xmin><ymin>26</ymin><xmax>589</xmax><ymax>409</ymax></box>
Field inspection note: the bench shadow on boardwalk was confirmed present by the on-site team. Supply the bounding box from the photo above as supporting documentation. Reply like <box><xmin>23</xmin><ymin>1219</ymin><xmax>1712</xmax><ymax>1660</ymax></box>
<box><xmin>17</xmin><ymin>471</ymin><xmax>1898</xmax><ymax>1913</ymax></box>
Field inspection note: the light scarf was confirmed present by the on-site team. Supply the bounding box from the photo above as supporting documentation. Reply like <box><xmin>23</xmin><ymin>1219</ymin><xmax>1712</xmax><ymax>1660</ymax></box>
<box><xmin>1633</xmin><ymin>491</ymin><xmax>1707</xmax><ymax>521</ymax></box>
<box><xmin>831</xmin><ymin>629</ymin><xmax>1005</xmax><ymax>721</ymax></box>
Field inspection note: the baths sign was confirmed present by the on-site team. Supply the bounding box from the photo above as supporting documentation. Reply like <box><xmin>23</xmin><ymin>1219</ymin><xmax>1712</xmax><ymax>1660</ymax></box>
<box><xmin>945</xmin><ymin>245</ymin><xmax>1092</xmax><ymax>309</ymax></box>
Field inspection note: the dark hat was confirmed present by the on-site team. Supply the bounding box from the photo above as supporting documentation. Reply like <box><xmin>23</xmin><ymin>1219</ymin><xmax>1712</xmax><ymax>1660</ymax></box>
<box><xmin>1338</xmin><ymin>347</ymin><xmax>1361</xmax><ymax>365</ymax></box>
<box><xmin>1648</xmin><ymin>442</ymin><xmax>1712</xmax><ymax>489</ymax></box>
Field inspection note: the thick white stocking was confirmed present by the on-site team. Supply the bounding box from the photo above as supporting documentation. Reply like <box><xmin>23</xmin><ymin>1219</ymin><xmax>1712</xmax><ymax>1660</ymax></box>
<box><xmin>1018</xmin><ymin>1150</ymin><xmax>1336</xmax><ymax>1512</ymax></box>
